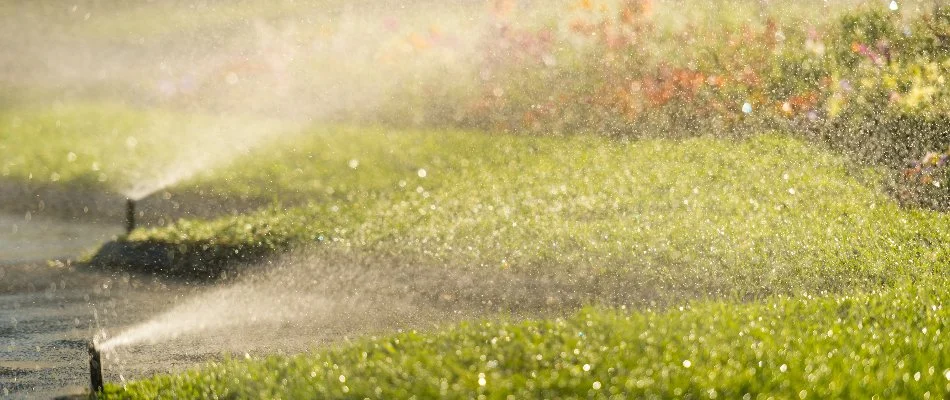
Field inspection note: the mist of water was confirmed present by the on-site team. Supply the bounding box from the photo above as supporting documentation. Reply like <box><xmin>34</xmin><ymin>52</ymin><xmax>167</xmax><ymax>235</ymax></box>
<box><xmin>94</xmin><ymin>250</ymin><xmax>587</xmax><ymax>353</ymax></box>
<box><xmin>116</xmin><ymin>117</ymin><xmax>298</xmax><ymax>201</ymax></box>
<box><xmin>3</xmin><ymin>1</ymin><xmax>549</xmax><ymax>201</ymax></box>
<box><xmin>95</xmin><ymin>273</ymin><xmax>327</xmax><ymax>351</ymax></box>
<box><xmin>93</xmin><ymin>252</ymin><xmax>419</xmax><ymax>352</ymax></box>
<box><xmin>4</xmin><ymin>0</ymin><xmax>923</xmax><ymax>204</ymax></box>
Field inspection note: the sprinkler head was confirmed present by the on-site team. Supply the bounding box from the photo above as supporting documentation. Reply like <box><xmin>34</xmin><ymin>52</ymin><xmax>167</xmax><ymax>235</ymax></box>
<box><xmin>88</xmin><ymin>342</ymin><xmax>104</xmax><ymax>395</ymax></box>
<box><xmin>125</xmin><ymin>198</ymin><xmax>136</xmax><ymax>234</ymax></box>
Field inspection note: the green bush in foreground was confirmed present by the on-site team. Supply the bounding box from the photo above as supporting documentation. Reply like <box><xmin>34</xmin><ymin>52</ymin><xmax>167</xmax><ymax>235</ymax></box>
<box><xmin>103</xmin><ymin>279</ymin><xmax>950</xmax><ymax>399</ymax></box>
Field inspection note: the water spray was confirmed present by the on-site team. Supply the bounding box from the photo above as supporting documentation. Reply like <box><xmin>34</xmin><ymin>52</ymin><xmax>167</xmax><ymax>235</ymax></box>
<box><xmin>88</xmin><ymin>342</ymin><xmax>104</xmax><ymax>395</ymax></box>
<box><xmin>125</xmin><ymin>198</ymin><xmax>136</xmax><ymax>234</ymax></box>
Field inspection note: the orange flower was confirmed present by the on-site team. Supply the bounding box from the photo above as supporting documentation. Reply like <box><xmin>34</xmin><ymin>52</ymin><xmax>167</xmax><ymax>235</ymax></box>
<box><xmin>641</xmin><ymin>0</ymin><xmax>653</xmax><ymax>17</ymax></box>
<box><xmin>619</xmin><ymin>0</ymin><xmax>653</xmax><ymax>24</ymax></box>
<box><xmin>490</xmin><ymin>0</ymin><xmax>517</xmax><ymax>17</ymax></box>
<box><xmin>620</xmin><ymin>6</ymin><xmax>637</xmax><ymax>25</ymax></box>
<box><xmin>408</xmin><ymin>33</ymin><xmax>429</xmax><ymax>50</ymax></box>
<box><xmin>706</xmin><ymin>75</ymin><xmax>725</xmax><ymax>87</ymax></box>
<box><xmin>569</xmin><ymin>20</ymin><xmax>594</xmax><ymax>35</ymax></box>
<box><xmin>523</xmin><ymin>110</ymin><xmax>538</xmax><ymax>127</ymax></box>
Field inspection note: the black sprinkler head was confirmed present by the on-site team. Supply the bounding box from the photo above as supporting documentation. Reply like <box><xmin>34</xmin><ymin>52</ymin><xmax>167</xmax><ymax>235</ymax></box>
<box><xmin>125</xmin><ymin>198</ymin><xmax>136</xmax><ymax>234</ymax></box>
<box><xmin>88</xmin><ymin>342</ymin><xmax>104</xmax><ymax>395</ymax></box>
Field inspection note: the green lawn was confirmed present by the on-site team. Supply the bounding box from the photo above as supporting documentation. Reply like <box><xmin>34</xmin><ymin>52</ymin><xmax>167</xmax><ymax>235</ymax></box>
<box><xmin>106</xmin><ymin>126</ymin><xmax>949</xmax><ymax>299</ymax></box>
<box><xmin>3</xmin><ymin>1</ymin><xmax>949</xmax><ymax>397</ymax></box>
<box><xmin>103</xmin><ymin>278</ymin><xmax>950</xmax><ymax>399</ymax></box>
<box><xmin>0</xmin><ymin>103</ymin><xmax>290</xmax><ymax>197</ymax></box>
<box><xmin>6</xmin><ymin>105</ymin><xmax>950</xmax><ymax>397</ymax></box>
<box><xmin>90</xmin><ymin>123</ymin><xmax>950</xmax><ymax>398</ymax></box>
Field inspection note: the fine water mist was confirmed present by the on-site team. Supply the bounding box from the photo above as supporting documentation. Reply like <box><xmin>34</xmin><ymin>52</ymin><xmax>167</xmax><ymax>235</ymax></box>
<box><xmin>94</xmin><ymin>250</ymin><xmax>591</xmax><ymax>355</ymax></box>
<box><xmin>2</xmin><ymin>0</ymin><xmax>925</xmax><ymax>207</ymax></box>
<box><xmin>116</xmin><ymin>117</ymin><xmax>299</xmax><ymax>201</ymax></box>
<box><xmin>3</xmin><ymin>0</ymin><xmax>556</xmax><ymax>204</ymax></box>
<box><xmin>92</xmin><ymin>253</ymin><xmax>419</xmax><ymax>352</ymax></box>
<box><xmin>95</xmin><ymin>274</ymin><xmax>327</xmax><ymax>351</ymax></box>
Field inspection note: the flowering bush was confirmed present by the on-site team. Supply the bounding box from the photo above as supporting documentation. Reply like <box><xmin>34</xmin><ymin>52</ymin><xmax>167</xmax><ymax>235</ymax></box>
<box><xmin>812</xmin><ymin>5</ymin><xmax>950</xmax><ymax>202</ymax></box>
<box><xmin>456</xmin><ymin>0</ymin><xmax>810</xmax><ymax>136</ymax></box>
<box><xmin>372</xmin><ymin>1</ymin><xmax>950</xmax><ymax>208</ymax></box>
<box><xmin>898</xmin><ymin>149</ymin><xmax>950</xmax><ymax>209</ymax></box>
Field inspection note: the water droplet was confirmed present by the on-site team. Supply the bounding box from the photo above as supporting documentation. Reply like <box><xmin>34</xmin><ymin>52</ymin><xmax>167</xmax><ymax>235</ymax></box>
<box><xmin>683</xmin><ymin>360</ymin><xmax>691</xmax><ymax>368</ymax></box>
<box><xmin>780</xmin><ymin>364</ymin><xmax>788</xmax><ymax>373</ymax></box>
<box><xmin>348</xmin><ymin>159</ymin><xmax>359</xmax><ymax>169</ymax></box>
<box><xmin>583</xmin><ymin>363</ymin><xmax>591</xmax><ymax>371</ymax></box>
<box><xmin>741</xmin><ymin>102</ymin><xmax>753</xmax><ymax>114</ymax></box>
<box><xmin>418</xmin><ymin>168</ymin><xmax>427</xmax><ymax>178</ymax></box>
<box><xmin>592</xmin><ymin>381</ymin><xmax>602</xmax><ymax>390</ymax></box>
<box><xmin>889</xmin><ymin>1</ymin><xmax>899</xmax><ymax>11</ymax></box>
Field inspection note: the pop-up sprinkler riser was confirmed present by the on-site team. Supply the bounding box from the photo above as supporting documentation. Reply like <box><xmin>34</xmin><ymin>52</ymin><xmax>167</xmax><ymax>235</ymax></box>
<box><xmin>88</xmin><ymin>342</ymin><xmax>104</xmax><ymax>395</ymax></box>
<box><xmin>125</xmin><ymin>198</ymin><xmax>135</xmax><ymax>234</ymax></box>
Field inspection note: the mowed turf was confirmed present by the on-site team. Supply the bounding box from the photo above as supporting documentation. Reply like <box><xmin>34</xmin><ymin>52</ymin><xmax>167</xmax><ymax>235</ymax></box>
<box><xmin>103</xmin><ymin>278</ymin><xmax>950</xmax><ymax>399</ymax></box>
<box><xmin>121</xmin><ymin>125</ymin><xmax>948</xmax><ymax>299</ymax></box>
<box><xmin>94</xmin><ymin>123</ymin><xmax>950</xmax><ymax>398</ymax></box>
<box><xmin>6</xmin><ymin>106</ymin><xmax>950</xmax><ymax>397</ymax></box>
<box><xmin>0</xmin><ymin>103</ymin><xmax>289</xmax><ymax>196</ymax></box>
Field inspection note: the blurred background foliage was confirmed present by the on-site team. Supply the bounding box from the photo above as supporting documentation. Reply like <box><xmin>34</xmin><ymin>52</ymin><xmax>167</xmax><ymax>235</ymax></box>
<box><xmin>3</xmin><ymin>0</ymin><xmax>950</xmax><ymax>209</ymax></box>
<box><xmin>375</xmin><ymin>0</ymin><xmax>950</xmax><ymax>209</ymax></box>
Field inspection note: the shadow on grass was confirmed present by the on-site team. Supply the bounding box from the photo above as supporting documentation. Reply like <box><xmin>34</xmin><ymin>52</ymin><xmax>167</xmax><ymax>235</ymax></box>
<box><xmin>88</xmin><ymin>239</ymin><xmax>277</xmax><ymax>280</ymax></box>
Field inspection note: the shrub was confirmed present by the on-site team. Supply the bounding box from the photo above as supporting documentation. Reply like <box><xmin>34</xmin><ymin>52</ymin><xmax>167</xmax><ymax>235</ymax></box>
<box><xmin>897</xmin><ymin>148</ymin><xmax>950</xmax><ymax>209</ymax></box>
<box><xmin>372</xmin><ymin>1</ymin><xmax>950</xmax><ymax>208</ymax></box>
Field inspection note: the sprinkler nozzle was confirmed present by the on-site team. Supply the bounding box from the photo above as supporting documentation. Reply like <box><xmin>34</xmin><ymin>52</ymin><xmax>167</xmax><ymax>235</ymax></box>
<box><xmin>125</xmin><ymin>198</ymin><xmax>136</xmax><ymax>234</ymax></box>
<box><xmin>88</xmin><ymin>342</ymin><xmax>104</xmax><ymax>395</ymax></box>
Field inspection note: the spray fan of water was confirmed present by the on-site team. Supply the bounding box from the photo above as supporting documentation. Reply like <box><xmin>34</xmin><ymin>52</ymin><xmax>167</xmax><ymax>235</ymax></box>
<box><xmin>115</xmin><ymin>116</ymin><xmax>299</xmax><ymax>202</ymax></box>
<box><xmin>92</xmin><ymin>250</ymin><xmax>594</xmax><ymax>367</ymax></box>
